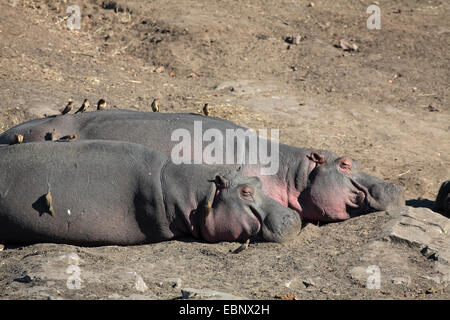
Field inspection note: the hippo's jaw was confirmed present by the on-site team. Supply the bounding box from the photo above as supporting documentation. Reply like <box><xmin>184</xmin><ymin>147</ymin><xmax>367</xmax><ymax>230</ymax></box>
<box><xmin>200</xmin><ymin>205</ymin><xmax>261</xmax><ymax>243</ymax></box>
<box><xmin>198</xmin><ymin>178</ymin><xmax>262</xmax><ymax>243</ymax></box>
<box><xmin>197</xmin><ymin>174</ymin><xmax>302</xmax><ymax>243</ymax></box>
<box><xmin>297</xmin><ymin>155</ymin><xmax>405</xmax><ymax>222</ymax></box>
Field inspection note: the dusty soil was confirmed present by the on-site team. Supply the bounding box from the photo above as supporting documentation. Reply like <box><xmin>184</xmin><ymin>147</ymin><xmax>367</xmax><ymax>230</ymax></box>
<box><xmin>0</xmin><ymin>0</ymin><xmax>449</xmax><ymax>300</ymax></box>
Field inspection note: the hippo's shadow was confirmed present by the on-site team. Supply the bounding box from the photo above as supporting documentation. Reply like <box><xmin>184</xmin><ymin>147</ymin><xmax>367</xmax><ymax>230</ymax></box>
<box><xmin>406</xmin><ymin>198</ymin><xmax>435</xmax><ymax>210</ymax></box>
<box><xmin>406</xmin><ymin>198</ymin><xmax>449</xmax><ymax>217</ymax></box>
<box><xmin>406</xmin><ymin>198</ymin><xmax>450</xmax><ymax>218</ymax></box>
<box><xmin>31</xmin><ymin>194</ymin><xmax>53</xmax><ymax>217</ymax></box>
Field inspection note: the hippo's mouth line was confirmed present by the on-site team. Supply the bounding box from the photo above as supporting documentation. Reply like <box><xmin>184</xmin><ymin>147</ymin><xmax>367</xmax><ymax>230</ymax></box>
<box><xmin>349</xmin><ymin>178</ymin><xmax>380</xmax><ymax>212</ymax></box>
<box><xmin>248</xmin><ymin>205</ymin><xmax>262</xmax><ymax>235</ymax></box>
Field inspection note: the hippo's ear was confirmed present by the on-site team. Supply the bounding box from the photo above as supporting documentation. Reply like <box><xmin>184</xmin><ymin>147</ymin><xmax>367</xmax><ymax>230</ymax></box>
<box><xmin>308</xmin><ymin>152</ymin><xmax>327</xmax><ymax>165</ymax></box>
<box><xmin>204</xmin><ymin>176</ymin><xmax>228</xmax><ymax>219</ymax></box>
<box><xmin>213</xmin><ymin>175</ymin><xmax>229</xmax><ymax>189</ymax></box>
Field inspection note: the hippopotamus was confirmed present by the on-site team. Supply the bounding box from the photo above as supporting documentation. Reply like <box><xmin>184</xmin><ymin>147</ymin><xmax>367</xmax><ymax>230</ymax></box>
<box><xmin>0</xmin><ymin>140</ymin><xmax>302</xmax><ymax>245</ymax></box>
<box><xmin>435</xmin><ymin>180</ymin><xmax>450</xmax><ymax>217</ymax></box>
<box><xmin>0</xmin><ymin>110</ymin><xmax>405</xmax><ymax>222</ymax></box>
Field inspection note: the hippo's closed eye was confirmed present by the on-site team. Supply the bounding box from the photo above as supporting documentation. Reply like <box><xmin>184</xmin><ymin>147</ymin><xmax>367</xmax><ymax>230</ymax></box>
<box><xmin>240</xmin><ymin>187</ymin><xmax>254</xmax><ymax>200</ymax></box>
<box><xmin>338</xmin><ymin>157</ymin><xmax>353</xmax><ymax>172</ymax></box>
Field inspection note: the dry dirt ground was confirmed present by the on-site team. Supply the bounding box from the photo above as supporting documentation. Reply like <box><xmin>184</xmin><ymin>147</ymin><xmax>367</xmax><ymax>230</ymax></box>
<box><xmin>0</xmin><ymin>0</ymin><xmax>449</xmax><ymax>300</ymax></box>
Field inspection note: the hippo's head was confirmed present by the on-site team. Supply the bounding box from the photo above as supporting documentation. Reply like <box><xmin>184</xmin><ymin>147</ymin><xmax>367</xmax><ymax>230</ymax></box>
<box><xmin>200</xmin><ymin>173</ymin><xmax>302</xmax><ymax>243</ymax></box>
<box><xmin>299</xmin><ymin>152</ymin><xmax>405</xmax><ymax>222</ymax></box>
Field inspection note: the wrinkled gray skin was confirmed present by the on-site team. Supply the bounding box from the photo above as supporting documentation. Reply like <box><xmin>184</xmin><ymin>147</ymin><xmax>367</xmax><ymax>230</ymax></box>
<box><xmin>0</xmin><ymin>141</ymin><xmax>301</xmax><ymax>245</ymax></box>
<box><xmin>435</xmin><ymin>180</ymin><xmax>450</xmax><ymax>217</ymax></box>
<box><xmin>0</xmin><ymin>110</ymin><xmax>405</xmax><ymax>222</ymax></box>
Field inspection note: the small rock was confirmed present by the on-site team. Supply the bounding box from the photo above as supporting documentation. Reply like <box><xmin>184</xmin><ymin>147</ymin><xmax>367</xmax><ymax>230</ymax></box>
<box><xmin>307</xmin><ymin>2</ymin><xmax>315</xmax><ymax>7</ymax></box>
<box><xmin>333</xmin><ymin>39</ymin><xmax>358</xmax><ymax>51</ymax></box>
<box><xmin>285</xmin><ymin>34</ymin><xmax>302</xmax><ymax>45</ymax></box>
<box><xmin>155</xmin><ymin>66</ymin><xmax>165</xmax><ymax>73</ymax></box>
<box><xmin>425</xmin><ymin>105</ymin><xmax>441</xmax><ymax>112</ymax></box>
<box><xmin>0</xmin><ymin>244</ymin><xmax>4</xmax><ymax>251</ymax></box>
<box><xmin>134</xmin><ymin>274</ymin><xmax>149</xmax><ymax>292</ymax></box>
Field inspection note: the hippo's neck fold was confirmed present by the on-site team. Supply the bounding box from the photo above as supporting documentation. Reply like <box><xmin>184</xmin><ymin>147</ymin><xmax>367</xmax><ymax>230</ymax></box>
<box><xmin>161</xmin><ymin>162</ymin><xmax>230</xmax><ymax>240</ymax></box>
<box><xmin>241</xmin><ymin>143</ymin><xmax>331</xmax><ymax>215</ymax></box>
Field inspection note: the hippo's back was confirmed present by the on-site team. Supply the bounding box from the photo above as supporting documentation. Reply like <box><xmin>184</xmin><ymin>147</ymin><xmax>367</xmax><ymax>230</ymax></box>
<box><xmin>0</xmin><ymin>140</ymin><xmax>168</xmax><ymax>245</ymax></box>
<box><xmin>0</xmin><ymin>110</ymin><xmax>245</xmax><ymax>147</ymax></box>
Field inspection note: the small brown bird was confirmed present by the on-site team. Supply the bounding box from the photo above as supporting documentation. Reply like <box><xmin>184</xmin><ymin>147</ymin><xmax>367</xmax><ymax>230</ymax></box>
<box><xmin>151</xmin><ymin>98</ymin><xmax>160</xmax><ymax>112</ymax></box>
<box><xmin>10</xmin><ymin>134</ymin><xmax>24</xmax><ymax>145</ymax></box>
<box><xmin>97</xmin><ymin>99</ymin><xmax>106</xmax><ymax>111</ymax></box>
<box><xmin>75</xmin><ymin>99</ymin><xmax>89</xmax><ymax>114</ymax></box>
<box><xmin>44</xmin><ymin>191</ymin><xmax>55</xmax><ymax>216</ymax></box>
<box><xmin>61</xmin><ymin>100</ymin><xmax>73</xmax><ymax>115</ymax></box>
<box><xmin>232</xmin><ymin>239</ymin><xmax>250</xmax><ymax>254</ymax></box>
<box><xmin>202</xmin><ymin>103</ymin><xmax>210</xmax><ymax>116</ymax></box>
<box><xmin>58</xmin><ymin>134</ymin><xmax>77</xmax><ymax>142</ymax></box>
<box><xmin>334</xmin><ymin>39</ymin><xmax>358</xmax><ymax>51</ymax></box>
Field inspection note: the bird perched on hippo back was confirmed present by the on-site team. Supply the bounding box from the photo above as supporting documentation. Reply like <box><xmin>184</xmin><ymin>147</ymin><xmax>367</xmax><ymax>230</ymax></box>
<box><xmin>151</xmin><ymin>98</ymin><xmax>160</xmax><ymax>112</ymax></box>
<box><xmin>61</xmin><ymin>100</ymin><xmax>73</xmax><ymax>115</ymax></box>
<box><xmin>97</xmin><ymin>99</ymin><xmax>106</xmax><ymax>111</ymax></box>
<box><xmin>203</xmin><ymin>103</ymin><xmax>210</xmax><ymax>116</ymax></box>
<box><xmin>75</xmin><ymin>98</ymin><xmax>89</xmax><ymax>114</ymax></box>
<box><xmin>58</xmin><ymin>134</ymin><xmax>77</xmax><ymax>142</ymax></box>
<box><xmin>0</xmin><ymin>140</ymin><xmax>301</xmax><ymax>245</ymax></box>
<box><xmin>10</xmin><ymin>134</ymin><xmax>23</xmax><ymax>145</ymax></box>
<box><xmin>0</xmin><ymin>110</ymin><xmax>406</xmax><ymax>223</ymax></box>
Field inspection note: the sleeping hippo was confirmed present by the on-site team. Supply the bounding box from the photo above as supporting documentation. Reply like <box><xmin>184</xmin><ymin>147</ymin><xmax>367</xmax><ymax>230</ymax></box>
<box><xmin>0</xmin><ymin>110</ymin><xmax>405</xmax><ymax>222</ymax></box>
<box><xmin>0</xmin><ymin>140</ymin><xmax>302</xmax><ymax>245</ymax></box>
